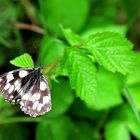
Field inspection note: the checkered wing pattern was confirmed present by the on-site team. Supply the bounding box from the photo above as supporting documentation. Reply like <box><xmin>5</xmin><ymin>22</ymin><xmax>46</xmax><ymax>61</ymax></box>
<box><xmin>0</xmin><ymin>68</ymin><xmax>51</xmax><ymax>117</ymax></box>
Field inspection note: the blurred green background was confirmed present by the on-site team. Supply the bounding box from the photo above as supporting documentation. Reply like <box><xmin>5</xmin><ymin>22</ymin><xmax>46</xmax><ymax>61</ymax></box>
<box><xmin>0</xmin><ymin>0</ymin><xmax>140</xmax><ymax>140</ymax></box>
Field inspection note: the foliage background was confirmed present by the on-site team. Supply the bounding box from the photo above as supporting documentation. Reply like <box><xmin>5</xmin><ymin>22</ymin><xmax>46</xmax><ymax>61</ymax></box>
<box><xmin>0</xmin><ymin>0</ymin><xmax>140</xmax><ymax>140</ymax></box>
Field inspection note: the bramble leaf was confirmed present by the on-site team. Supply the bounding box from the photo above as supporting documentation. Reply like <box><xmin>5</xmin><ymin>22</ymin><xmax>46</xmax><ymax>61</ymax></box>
<box><xmin>36</xmin><ymin>116</ymin><xmax>73</xmax><ymax>140</ymax></box>
<box><xmin>10</xmin><ymin>53</ymin><xmax>34</xmax><ymax>68</ymax></box>
<box><xmin>60</xmin><ymin>48</ymin><xmax>97</xmax><ymax>108</ymax></box>
<box><xmin>108</xmin><ymin>105</ymin><xmax>140</xmax><ymax>139</ymax></box>
<box><xmin>39</xmin><ymin>0</ymin><xmax>90</xmax><ymax>36</ymax></box>
<box><xmin>92</xmin><ymin>67</ymin><xmax>123</xmax><ymax>110</ymax></box>
<box><xmin>61</xmin><ymin>28</ymin><xmax>82</xmax><ymax>46</ymax></box>
<box><xmin>105</xmin><ymin>121</ymin><xmax>130</xmax><ymax>140</ymax></box>
<box><xmin>84</xmin><ymin>32</ymin><xmax>138</xmax><ymax>74</ymax></box>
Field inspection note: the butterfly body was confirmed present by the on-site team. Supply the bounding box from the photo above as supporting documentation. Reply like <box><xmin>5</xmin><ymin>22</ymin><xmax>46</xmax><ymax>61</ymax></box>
<box><xmin>0</xmin><ymin>67</ymin><xmax>51</xmax><ymax>117</ymax></box>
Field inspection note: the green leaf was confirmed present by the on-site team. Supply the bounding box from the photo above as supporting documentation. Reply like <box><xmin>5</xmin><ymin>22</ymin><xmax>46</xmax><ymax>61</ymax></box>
<box><xmin>60</xmin><ymin>48</ymin><xmax>97</xmax><ymax>108</ymax></box>
<box><xmin>0</xmin><ymin>97</ymin><xmax>16</xmax><ymax>117</ymax></box>
<box><xmin>46</xmin><ymin>77</ymin><xmax>74</xmax><ymax>117</ymax></box>
<box><xmin>82</xmin><ymin>24</ymin><xmax>127</xmax><ymax>39</ymax></box>
<box><xmin>71</xmin><ymin>121</ymin><xmax>99</xmax><ymax>140</ymax></box>
<box><xmin>127</xmin><ymin>71</ymin><xmax>140</xmax><ymax>85</ymax></box>
<box><xmin>109</xmin><ymin>104</ymin><xmax>140</xmax><ymax>139</ymax></box>
<box><xmin>92</xmin><ymin>67</ymin><xmax>123</xmax><ymax>110</ymax></box>
<box><xmin>36</xmin><ymin>116</ymin><xmax>98</xmax><ymax>140</ymax></box>
<box><xmin>10</xmin><ymin>53</ymin><xmax>34</xmax><ymax>68</ymax></box>
<box><xmin>39</xmin><ymin>0</ymin><xmax>90</xmax><ymax>36</ymax></box>
<box><xmin>81</xmin><ymin>16</ymin><xmax>127</xmax><ymax>39</ymax></box>
<box><xmin>0</xmin><ymin>49</ymin><xmax>6</xmax><ymax>66</ymax></box>
<box><xmin>126</xmin><ymin>52</ymin><xmax>140</xmax><ymax>85</ymax></box>
<box><xmin>122</xmin><ymin>78</ymin><xmax>140</xmax><ymax>124</ymax></box>
<box><xmin>36</xmin><ymin>116</ymin><xmax>73</xmax><ymax>140</ymax></box>
<box><xmin>105</xmin><ymin>121</ymin><xmax>130</xmax><ymax>140</ymax></box>
<box><xmin>84</xmin><ymin>32</ymin><xmax>138</xmax><ymax>74</ymax></box>
<box><xmin>127</xmin><ymin>118</ymin><xmax>140</xmax><ymax>139</ymax></box>
<box><xmin>128</xmin><ymin>84</ymin><xmax>140</xmax><ymax>111</ymax></box>
<box><xmin>0</xmin><ymin>124</ymin><xmax>28</xmax><ymax>140</ymax></box>
<box><xmin>69</xmin><ymin>99</ymin><xmax>100</xmax><ymax>120</ymax></box>
<box><xmin>40</xmin><ymin>36</ymin><xmax>66</xmax><ymax>67</ymax></box>
<box><xmin>0</xmin><ymin>1</ymin><xmax>21</xmax><ymax>47</ymax></box>
<box><xmin>61</xmin><ymin>28</ymin><xmax>82</xmax><ymax>46</ymax></box>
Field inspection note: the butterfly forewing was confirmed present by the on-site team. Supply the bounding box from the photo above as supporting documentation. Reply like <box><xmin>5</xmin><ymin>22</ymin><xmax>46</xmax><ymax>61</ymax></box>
<box><xmin>0</xmin><ymin>68</ymin><xmax>51</xmax><ymax>117</ymax></box>
<box><xmin>0</xmin><ymin>69</ymin><xmax>33</xmax><ymax>103</ymax></box>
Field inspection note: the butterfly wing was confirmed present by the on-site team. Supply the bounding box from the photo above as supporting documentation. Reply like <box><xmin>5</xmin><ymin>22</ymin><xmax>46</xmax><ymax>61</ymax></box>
<box><xmin>0</xmin><ymin>68</ymin><xmax>51</xmax><ymax>117</ymax></box>
<box><xmin>20</xmin><ymin>75</ymin><xmax>51</xmax><ymax>117</ymax></box>
<box><xmin>0</xmin><ymin>68</ymin><xmax>33</xmax><ymax>103</ymax></box>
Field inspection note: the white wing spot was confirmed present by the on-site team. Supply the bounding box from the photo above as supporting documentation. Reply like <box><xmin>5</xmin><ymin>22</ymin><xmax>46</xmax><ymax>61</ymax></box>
<box><xmin>32</xmin><ymin>101</ymin><xmax>39</xmax><ymax>110</ymax></box>
<box><xmin>40</xmin><ymin>81</ymin><xmax>47</xmax><ymax>91</ymax></box>
<box><xmin>37</xmin><ymin>103</ymin><xmax>42</xmax><ymax>112</ymax></box>
<box><xmin>30</xmin><ymin>93</ymin><xmax>40</xmax><ymax>102</ymax></box>
<box><xmin>19</xmin><ymin>70</ymin><xmax>28</xmax><ymax>78</ymax></box>
<box><xmin>0</xmin><ymin>78</ymin><xmax>2</xmax><ymax>82</ymax></box>
<box><xmin>14</xmin><ymin>80</ymin><xmax>21</xmax><ymax>91</ymax></box>
<box><xmin>4</xmin><ymin>83</ymin><xmax>11</xmax><ymax>90</ymax></box>
<box><xmin>17</xmin><ymin>99</ymin><xmax>20</xmax><ymax>102</ymax></box>
<box><xmin>36</xmin><ymin>93</ymin><xmax>41</xmax><ymax>101</ymax></box>
<box><xmin>12</xmin><ymin>100</ymin><xmax>16</xmax><ymax>103</ymax></box>
<box><xmin>14</xmin><ymin>80</ymin><xmax>20</xmax><ymax>86</ymax></box>
<box><xmin>43</xmin><ymin>96</ymin><xmax>50</xmax><ymax>105</ymax></box>
<box><xmin>23</xmin><ymin>107</ymin><xmax>27</xmax><ymax>111</ymax></box>
<box><xmin>6</xmin><ymin>73</ymin><xmax>14</xmax><ymax>82</ymax></box>
<box><xmin>30</xmin><ymin>93</ymin><xmax>37</xmax><ymax>102</ymax></box>
<box><xmin>8</xmin><ymin>85</ymin><xmax>14</xmax><ymax>93</ymax></box>
<box><xmin>47</xmin><ymin>106</ymin><xmax>51</xmax><ymax>112</ymax></box>
<box><xmin>20</xmin><ymin>101</ymin><xmax>24</xmax><ymax>106</ymax></box>
<box><xmin>10</xmin><ymin>95</ymin><xmax>14</xmax><ymax>99</ymax></box>
<box><xmin>22</xmin><ymin>93</ymin><xmax>30</xmax><ymax>100</ymax></box>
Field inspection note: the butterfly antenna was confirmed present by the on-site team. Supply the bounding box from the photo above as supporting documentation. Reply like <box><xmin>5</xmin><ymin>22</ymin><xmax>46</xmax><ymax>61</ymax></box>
<box><xmin>38</xmin><ymin>51</ymin><xmax>43</xmax><ymax>68</ymax></box>
<box><xmin>33</xmin><ymin>43</ymin><xmax>43</xmax><ymax>69</ymax></box>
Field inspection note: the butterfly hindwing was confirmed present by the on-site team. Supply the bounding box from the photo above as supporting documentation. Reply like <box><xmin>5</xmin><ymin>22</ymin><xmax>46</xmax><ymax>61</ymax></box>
<box><xmin>20</xmin><ymin>75</ymin><xmax>51</xmax><ymax>117</ymax></box>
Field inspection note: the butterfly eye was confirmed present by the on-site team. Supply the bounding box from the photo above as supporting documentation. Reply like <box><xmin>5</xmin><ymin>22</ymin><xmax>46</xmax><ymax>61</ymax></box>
<box><xmin>0</xmin><ymin>68</ymin><xmax>51</xmax><ymax>117</ymax></box>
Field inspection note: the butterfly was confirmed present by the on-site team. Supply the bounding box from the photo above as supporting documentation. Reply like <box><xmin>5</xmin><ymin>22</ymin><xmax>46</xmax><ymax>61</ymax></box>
<box><xmin>0</xmin><ymin>67</ymin><xmax>51</xmax><ymax>117</ymax></box>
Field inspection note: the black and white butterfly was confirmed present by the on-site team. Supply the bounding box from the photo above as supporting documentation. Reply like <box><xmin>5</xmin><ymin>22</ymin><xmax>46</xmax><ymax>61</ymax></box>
<box><xmin>0</xmin><ymin>67</ymin><xmax>51</xmax><ymax>117</ymax></box>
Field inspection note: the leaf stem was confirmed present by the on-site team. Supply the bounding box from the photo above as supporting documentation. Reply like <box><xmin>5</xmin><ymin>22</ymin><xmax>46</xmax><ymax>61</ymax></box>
<box><xmin>13</xmin><ymin>21</ymin><xmax>45</xmax><ymax>35</ymax></box>
<box><xmin>0</xmin><ymin>114</ymin><xmax>59</xmax><ymax>124</ymax></box>
<box><xmin>21</xmin><ymin>0</ymin><xmax>37</xmax><ymax>23</ymax></box>
<box><xmin>43</xmin><ymin>57</ymin><xmax>62</xmax><ymax>74</ymax></box>
<box><xmin>121</xmin><ymin>75</ymin><xmax>140</xmax><ymax>124</ymax></box>
<box><xmin>0</xmin><ymin>117</ymin><xmax>48</xmax><ymax>124</ymax></box>
<box><xmin>96</xmin><ymin>110</ymin><xmax>110</xmax><ymax>131</ymax></box>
